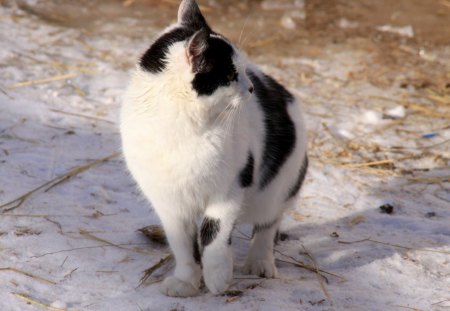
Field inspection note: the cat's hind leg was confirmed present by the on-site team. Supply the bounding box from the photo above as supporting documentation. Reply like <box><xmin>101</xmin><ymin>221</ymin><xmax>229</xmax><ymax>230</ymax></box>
<box><xmin>158</xmin><ymin>214</ymin><xmax>201</xmax><ymax>297</ymax></box>
<box><xmin>243</xmin><ymin>218</ymin><xmax>280</xmax><ymax>278</ymax></box>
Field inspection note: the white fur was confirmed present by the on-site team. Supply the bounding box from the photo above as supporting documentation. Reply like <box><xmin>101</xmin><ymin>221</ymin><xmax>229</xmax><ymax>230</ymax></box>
<box><xmin>120</xmin><ymin>24</ymin><xmax>307</xmax><ymax>297</ymax></box>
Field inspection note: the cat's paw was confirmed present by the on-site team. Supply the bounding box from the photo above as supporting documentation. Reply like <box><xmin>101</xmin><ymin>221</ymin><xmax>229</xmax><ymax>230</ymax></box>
<box><xmin>160</xmin><ymin>276</ymin><xmax>199</xmax><ymax>297</ymax></box>
<box><xmin>202</xmin><ymin>250</ymin><xmax>233</xmax><ymax>295</ymax></box>
<box><xmin>243</xmin><ymin>259</ymin><xmax>278</xmax><ymax>278</ymax></box>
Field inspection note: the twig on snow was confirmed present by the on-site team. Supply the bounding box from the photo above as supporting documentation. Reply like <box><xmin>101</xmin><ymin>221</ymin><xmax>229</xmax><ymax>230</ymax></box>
<box><xmin>0</xmin><ymin>267</ymin><xmax>56</xmax><ymax>285</ymax></box>
<box><xmin>80</xmin><ymin>229</ymin><xmax>150</xmax><ymax>254</ymax></box>
<box><xmin>301</xmin><ymin>245</ymin><xmax>334</xmax><ymax>306</ymax></box>
<box><xmin>8</xmin><ymin>73</ymin><xmax>76</xmax><ymax>89</ymax></box>
<box><xmin>137</xmin><ymin>254</ymin><xmax>173</xmax><ymax>288</ymax></box>
<box><xmin>32</xmin><ymin>242</ymin><xmax>150</xmax><ymax>258</ymax></box>
<box><xmin>275</xmin><ymin>249</ymin><xmax>346</xmax><ymax>282</ymax></box>
<box><xmin>431</xmin><ymin>299</ymin><xmax>450</xmax><ymax>306</ymax></box>
<box><xmin>50</xmin><ymin>108</ymin><xmax>116</xmax><ymax>124</ymax></box>
<box><xmin>0</xmin><ymin>151</ymin><xmax>120</xmax><ymax>213</ymax></box>
<box><xmin>341</xmin><ymin>159</ymin><xmax>395</xmax><ymax>168</ymax></box>
<box><xmin>338</xmin><ymin>238</ymin><xmax>450</xmax><ymax>255</ymax></box>
<box><xmin>0</xmin><ymin>85</ymin><xmax>14</xmax><ymax>99</ymax></box>
<box><xmin>407</xmin><ymin>174</ymin><xmax>450</xmax><ymax>184</ymax></box>
<box><xmin>13</xmin><ymin>292</ymin><xmax>66</xmax><ymax>311</ymax></box>
<box><xmin>391</xmin><ymin>304</ymin><xmax>423</xmax><ymax>311</ymax></box>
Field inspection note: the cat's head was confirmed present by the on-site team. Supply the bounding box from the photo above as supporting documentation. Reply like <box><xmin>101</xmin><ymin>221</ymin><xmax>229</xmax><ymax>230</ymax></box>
<box><xmin>139</xmin><ymin>0</ymin><xmax>253</xmax><ymax>108</ymax></box>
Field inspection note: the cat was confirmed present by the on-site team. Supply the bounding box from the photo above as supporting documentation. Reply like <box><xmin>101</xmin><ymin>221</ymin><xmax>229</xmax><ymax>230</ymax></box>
<box><xmin>120</xmin><ymin>0</ymin><xmax>308</xmax><ymax>297</ymax></box>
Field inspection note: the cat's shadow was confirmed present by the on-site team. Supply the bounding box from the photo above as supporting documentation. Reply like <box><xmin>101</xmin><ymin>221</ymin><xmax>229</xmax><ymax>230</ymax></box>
<box><xmin>230</xmin><ymin>167</ymin><xmax>449</xmax><ymax>304</ymax></box>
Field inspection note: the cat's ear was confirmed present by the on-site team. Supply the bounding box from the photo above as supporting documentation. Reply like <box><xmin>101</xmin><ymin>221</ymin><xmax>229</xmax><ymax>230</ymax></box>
<box><xmin>177</xmin><ymin>0</ymin><xmax>208</xmax><ymax>30</ymax></box>
<box><xmin>187</xmin><ymin>28</ymin><xmax>210</xmax><ymax>73</ymax></box>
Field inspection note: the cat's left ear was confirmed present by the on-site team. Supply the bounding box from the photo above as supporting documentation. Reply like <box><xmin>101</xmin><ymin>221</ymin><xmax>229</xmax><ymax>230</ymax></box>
<box><xmin>187</xmin><ymin>28</ymin><xmax>210</xmax><ymax>73</ymax></box>
<box><xmin>178</xmin><ymin>0</ymin><xmax>208</xmax><ymax>30</ymax></box>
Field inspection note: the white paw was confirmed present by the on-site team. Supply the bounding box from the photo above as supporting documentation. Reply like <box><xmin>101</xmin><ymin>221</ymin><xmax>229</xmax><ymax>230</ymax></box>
<box><xmin>202</xmin><ymin>250</ymin><xmax>233</xmax><ymax>295</ymax></box>
<box><xmin>243</xmin><ymin>258</ymin><xmax>278</xmax><ymax>278</ymax></box>
<box><xmin>160</xmin><ymin>276</ymin><xmax>199</xmax><ymax>297</ymax></box>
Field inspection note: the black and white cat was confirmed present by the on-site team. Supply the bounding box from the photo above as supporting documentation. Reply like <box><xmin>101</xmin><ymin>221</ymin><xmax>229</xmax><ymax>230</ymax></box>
<box><xmin>120</xmin><ymin>0</ymin><xmax>308</xmax><ymax>297</ymax></box>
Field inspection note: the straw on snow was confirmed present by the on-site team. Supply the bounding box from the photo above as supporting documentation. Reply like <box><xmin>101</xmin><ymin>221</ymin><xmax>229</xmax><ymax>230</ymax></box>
<box><xmin>0</xmin><ymin>267</ymin><xmax>56</xmax><ymax>285</ymax></box>
<box><xmin>13</xmin><ymin>292</ymin><xmax>67</xmax><ymax>311</ymax></box>
<box><xmin>8</xmin><ymin>73</ymin><xmax>76</xmax><ymax>89</ymax></box>
<box><xmin>0</xmin><ymin>152</ymin><xmax>120</xmax><ymax>213</ymax></box>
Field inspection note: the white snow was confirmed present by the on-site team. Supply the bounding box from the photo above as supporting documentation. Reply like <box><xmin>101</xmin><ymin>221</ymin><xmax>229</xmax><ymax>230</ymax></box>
<box><xmin>376</xmin><ymin>25</ymin><xmax>415</xmax><ymax>38</ymax></box>
<box><xmin>338</xmin><ymin>18</ymin><xmax>358</xmax><ymax>29</ymax></box>
<box><xmin>1</xmin><ymin>2</ymin><xmax>449</xmax><ymax>311</ymax></box>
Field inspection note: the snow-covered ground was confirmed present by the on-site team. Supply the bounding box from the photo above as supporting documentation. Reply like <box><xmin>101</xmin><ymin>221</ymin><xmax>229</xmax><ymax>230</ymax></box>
<box><xmin>1</xmin><ymin>1</ymin><xmax>449</xmax><ymax>310</ymax></box>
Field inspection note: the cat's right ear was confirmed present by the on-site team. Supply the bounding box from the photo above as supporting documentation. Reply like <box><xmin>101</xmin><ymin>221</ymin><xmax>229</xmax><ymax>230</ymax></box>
<box><xmin>178</xmin><ymin>0</ymin><xmax>208</xmax><ymax>30</ymax></box>
<box><xmin>187</xmin><ymin>28</ymin><xmax>210</xmax><ymax>73</ymax></box>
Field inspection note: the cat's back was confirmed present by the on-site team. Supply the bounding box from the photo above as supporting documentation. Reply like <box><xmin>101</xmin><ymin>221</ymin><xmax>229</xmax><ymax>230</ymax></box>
<box><xmin>245</xmin><ymin>66</ymin><xmax>306</xmax><ymax>186</ymax></box>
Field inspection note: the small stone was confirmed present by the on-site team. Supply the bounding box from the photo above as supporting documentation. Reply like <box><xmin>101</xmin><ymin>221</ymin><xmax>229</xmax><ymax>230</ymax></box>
<box><xmin>281</xmin><ymin>15</ymin><xmax>296</xmax><ymax>29</ymax></box>
<box><xmin>426</xmin><ymin>212</ymin><xmax>436</xmax><ymax>218</ymax></box>
<box><xmin>379</xmin><ymin>203</ymin><xmax>394</xmax><ymax>214</ymax></box>
<box><xmin>362</xmin><ymin>110</ymin><xmax>381</xmax><ymax>124</ymax></box>
<box><xmin>330</xmin><ymin>232</ymin><xmax>339</xmax><ymax>238</ymax></box>
<box><xmin>383</xmin><ymin>106</ymin><xmax>406</xmax><ymax>119</ymax></box>
<box><xmin>279</xmin><ymin>232</ymin><xmax>289</xmax><ymax>241</ymax></box>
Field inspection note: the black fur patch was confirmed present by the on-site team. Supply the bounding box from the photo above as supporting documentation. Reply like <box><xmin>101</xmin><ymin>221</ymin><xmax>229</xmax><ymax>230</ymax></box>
<box><xmin>248</xmin><ymin>72</ymin><xmax>296</xmax><ymax>189</ymax></box>
<box><xmin>140</xmin><ymin>27</ymin><xmax>194</xmax><ymax>73</ymax></box>
<box><xmin>192</xmin><ymin>36</ymin><xmax>237</xmax><ymax>96</ymax></box>
<box><xmin>286</xmin><ymin>156</ymin><xmax>308</xmax><ymax>200</ymax></box>
<box><xmin>193</xmin><ymin>231</ymin><xmax>201</xmax><ymax>264</ymax></box>
<box><xmin>200</xmin><ymin>217</ymin><xmax>220</xmax><ymax>247</ymax></box>
<box><xmin>239</xmin><ymin>152</ymin><xmax>254</xmax><ymax>188</ymax></box>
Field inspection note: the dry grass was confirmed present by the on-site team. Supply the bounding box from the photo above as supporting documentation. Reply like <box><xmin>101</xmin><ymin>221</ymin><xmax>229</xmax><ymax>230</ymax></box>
<box><xmin>338</xmin><ymin>238</ymin><xmax>450</xmax><ymax>255</ymax></box>
<box><xmin>138</xmin><ymin>254</ymin><xmax>173</xmax><ymax>287</ymax></box>
<box><xmin>0</xmin><ymin>152</ymin><xmax>120</xmax><ymax>213</ymax></box>
<box><xmin>13</xmin><ymin>292</ymin><xmax>67</xmax><ymax>311</ymax></box>
<box><xmin>301</xmin><ymin>245</ymin><xmax>334</xmax><ymax>306</ymax></box>
<box><xmin>0</xmin><ymin>267</ymin><xmax>56</xmax><ymax>285</ymax></box>
<box><xmin>275</xmin><ymin>251</ymin><xmax>346</xmax><ymax>282</ymax></box>
<box><xmin>80</xmin><ymin>229</ymin><xmax>150</xmax><ymax>255</ymax></box>
<box><xmin>49</xmin><ymin>109</ymin><xmax>115</xmax><ymax>124</ymax></box>
<box><xmin>8</xmin><ymin>73</ymin><xmax>76</xmax><ymax>89</ymax></box>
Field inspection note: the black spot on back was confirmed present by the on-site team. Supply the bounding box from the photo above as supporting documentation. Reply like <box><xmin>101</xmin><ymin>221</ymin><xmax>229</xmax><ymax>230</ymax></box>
<box><xmin>248</xmin><ymin>71</ymin><xmax>296</xmax><ymax>189</ymax></box>
<box><xmin>286</xmin><ymin>156</ymin><xmax>308</xmax><ymax>200</ymax></box>
<box><xmin>200</xmin><ymin>217</ymin><xmax>220</xmax><ymax>247</ymax></box>
<box><xmin>140</xmin><ymin>27</ymin><xmax>194</xmax><ymax>73</ymax></box>
<box><xmin>239</xmin><ymin>152</ymin><xmax>254</xmax><ymax>188</ymax></box>
<box><xmin>192</xmin><ymin>37</ymin><xmax>237</xmax><ymax>96</ymax></box>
